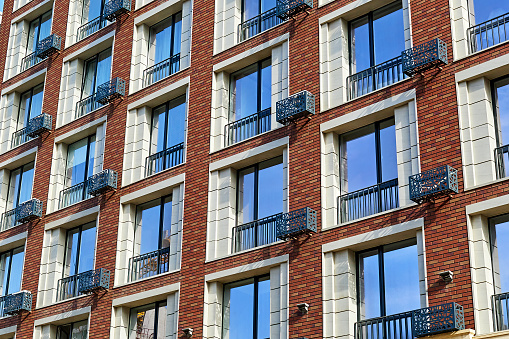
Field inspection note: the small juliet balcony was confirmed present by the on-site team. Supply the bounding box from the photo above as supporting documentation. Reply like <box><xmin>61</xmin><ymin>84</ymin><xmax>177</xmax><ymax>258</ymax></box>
<box><xmin>409</xmin><ymin>165</ymin><xmax>458</xmax><ymax>204</ymax></box>
<box><xmin>276</xmin><ymin>207</ymin><xmax>317</xmax><ymax>240</ymax></box>
<box><xmin>402</xmin><ymin>38</ymin><xmax>448</xmax><ymax>77</ymax></box>
<box><xmin>129</xmin><ymin>247</ymin><xmax>170</xmax><ymax>282</ymax></box>
<box><xmin>20</xmin><ymin>34</ymin><xmax>62</xmax><ymax>72</ymax></box>
<box><xmin>355</xmin><ymin>303</ymin><xmax>465</xmax><ymax>339</ymax></box>
<box><xmin>1</xmin><ymin>199</ymin><xmax>43</xmax><ymax>232</ymax></box>
<box><xmin>143</xmin><ymin>54</ymin><xmax>180</xmax><ymax>87</ymax></box>
<box><xmin>96</xmin><ymin>77</ymin><xmax>126</xmax><ymax>104</ymax></box>
<box><xmin>87</xmin><ymin>169</ymin><xmax>117</xmax><ymax>196</ymax></box>
<box><xmin>493</xmin><ymin>291</ymin><xmax>509</xmax><ymax>331</ymax></box>
<box><xmin>57</xmin><ymin>269</ymin><xmax>110</xmax><ymax>301</ymax></box>
<box><xmin>11</xmin><ymin>127</ymin><xmax>33</xmax><ymax>149</ymax></box>
<box><xmin>0</xmin><ymin>291</ymin><xmax>32</xmax><ymax>317</ymax></box>
<box><xmin>103</xmin><ymin>0</ymin><xmax>131</xmax><ymax>21</ymax></box>
<box><xmin>145</xmin><ymin>142</ymin><xmax>184</xmax><ymax>177</ymax></box>
<box><xmin>232</xmin><ymin>213</ymin><xmax>281</xmax><ymax>253</ymax></box>
<box><xmin>77</xmin><ymin>16</ymin><xmax>108</xmax><ymax>42</ymax></box>
<box><xmin>276</xmin><ymin>90</ymin><xmax>315</xmax><ymax>125</ymax></box>
<box><xmin>224</xmin><ymin>108</ymin><xmax>271</xmax><ymax>147</ymax></box>
<box><xmin>495</xmin><ymin>144</ymin><xmax>509</xmax><ymax>179</ymax></box>
<box><xmin>468</xmin><ymin>11</ymin><xmax>509</xmax><ymax>54</ymax></box>
<box><xmin>238</xmin><ymin>8</ymin><xmax>285</xmax><ymax>43</ymax></box>
<box><xmin>276</xmin><ymin>0</ymin><xmax>313</xmax><ymax>20</ymax></box>
<box><xmin>11</xmin><ymin>113</ymin><xmax>52</xmax><ymax>149</ymax></box>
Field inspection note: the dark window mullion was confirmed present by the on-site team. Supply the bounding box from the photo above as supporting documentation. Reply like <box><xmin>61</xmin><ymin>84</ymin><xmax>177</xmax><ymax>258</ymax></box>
<box><xmin>169</xmin><ymin>14</ymin><xmax>175</xmax><ymax>59</ymax></box>
<box><xmin>254</xmin><ymin>164</ymin><xmax>259</xmax><ymax>246</ymax></box>
<box><xmin>75</xmin><ymin>225</ymin><xmax>83</xmax><ymax>275</ymax></box>
<box><xmin>257</xmin><ymin>62</ymin><xmax>262</xmax><ymax>113</ymax></box>
<box><xmin>4</xmin><ymin>250</ymin><xmax>13</xmax><ymax>295</ymax></box>
<box><xmin>253</xmin><ymin>276</ymin><xmax>259</xmax><ymax>339</ymax></box>
<box><xmin>14</xmin><ymin>164</ymin><xmax>24</xmax><ymax>208</ymax></box>
<box><xmin>154</xmin><ymin>301</ymin><xmax>160</xmax><ymax>339</ymax></box>
<box><xmin>378</xmin><ymin>246</ymin><xmax>386</xmax><ymax>317</ymax></box>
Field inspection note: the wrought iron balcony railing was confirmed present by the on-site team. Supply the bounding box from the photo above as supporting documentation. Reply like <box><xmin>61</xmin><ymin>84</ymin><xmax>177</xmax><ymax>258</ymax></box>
<box><xmin>27</xmin><ymin>113</ymin><xmax>52</xmax><ymax>138</ymax></box>
<box><xmin>339</xmin><ymin>178</ymin><xmax>399</xmax><ymax>223</ymax></box>
<box><xmin>276</xmin><ymin>0</ymin><xmax>312</xmax><ymax>20</ymax></box>
<box><xmin>11</xmin><ymin>127</ymin><xmax>33</xmax><ymax>148</ymax></box>
<box><xmin>129</xmin><ymin>247</ymin><xmax>170</xmax><ymax>282</ymax></box>
<box><xmin>14</xmin><ymin>199</ymin><xmax>43</xmax><ymax>224</ymax></box>
<box><xmin>145</xmin><ymin>142</ymin><xmax>185</xmax><ymax>177</ymax></box>
<box><xmin>59</xmin><ymin>181</ymin><xmax>91</xmax><ymax>209</ymax></box>
<box><xmin>77</xmin><ymin>16</ymin><xmax>108</xmax><ymax>42</ymax></box>
<box><xmin>238</xmin><ymin>8</ymin><xmax>284</xmax><ymax>42</ymax></box>
<box><xmin>276</xmin><ymin>90</ymin><xmax>315</xmax><ymax>125</ymax></box>
<box><xmin>96</xmin><ymin>77</ymin><xmax>126</xmax><ymax>104</ymax></box>
<box><xmin>276</xmin><ymin>207</ymin><xmax>317</xmax><ymax>240</ymax></box>
<box><xmin>232</xmin><ymin>213</ymin><xmax>282</xmax><ymax>253</ymax></box>
<box><xmin>21</xmin><ymin>52</ymin><xmax>43</xmax><ymax>72</ymax></box>
<box><xmin>57</xmin><ymin>269</ymin><xmax>110</xmax><ymax>301</ymax></box>
<box><xmin>143</xmin><ymin>54</ymin><xmax>180</xmax><ymax>87</ymax></box>
<box><xmin>225</xmin><ymin>108</ymin><xmax>271</xmax><ymax>146</ymax></box>
<box><xmin>103</xmin><ymin>0</ymin><xmax>131</xmax><ymax>21</ymax></box>
<box><xmin>493</xmin><ymin>292</ymin><xmax>509</xmax><ymax>331</ymax></box>
<box><xmin>347</xmin><ymin>55</ymin><xmax>406</xmax><ymax>100</ymax></box>
<box><xmin>409</xmin><ymin>165</ymin><xmax>458</xmax><ymax>204</ymax></box>
<box><xmin>87</xmin><ymin>169</ymin><xmax>117</xmax><ymax>196</ymax></box>
<box><xmin>76</xmin><ymin>93</ymin><xmax>104</xmax><ymax>119</ymax></box>
<box><xmin>495</xmin><ymin>144</ymin><xmax>509</xmax><ymax>179</ymax></box>
<box><xmin>0</xmin><ymin>291</ymin><xmax>32</xmax><ymax>316</ymax></box>
<box><xmin>468</xmin><ymin>11</ymin><xmax>509</xmax><ymax>54</ymax></box>
<box><xmin>402</xmin><ymin>38</ymin><xmax>448</xmax><ymax>76</ymax></box>
<box><xmin>35</xmin><ymin>34</ymin><xmax>62</xmax><ymax>59</ymax></box>
<box><xmin>355</xmin><ymin>303</ymin><xmax>464</xmax><ymax>339</ymax></box>
<box><xmin>57</xmin><ymin>273</ymin><xmax>80</xmax><ymax>301</ymax></box>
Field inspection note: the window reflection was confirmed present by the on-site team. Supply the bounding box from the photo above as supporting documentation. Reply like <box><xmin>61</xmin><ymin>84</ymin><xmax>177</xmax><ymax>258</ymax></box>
<box><xmin>63</xmin><ymin>222</ymin><xmax>97</xmax><ymax>278</ymax></box>
<box><xmin>150</xmin><ymin>95</ymin><xmax>186</xmax><ymax>155</ymax></box>
<box><xmin>490</xmin><ymin>215</ymin><xmax>509</xmax><ymax>294</ymax></box>
<box><xmin>16</xmin><ymin>84</ymin><xmax>44</xmax><ymax>132</ymax></box>
<box><xmin>0</xmin><ymin>246</ymin><xmax>25</xmax><ymax>296</ymax></box>
<box><xmin>65</xmin><ymin>135</ymin><xmax>96</xmax><ymax>188</ymax></box>
<box><xmin>26</xmin><ymin>11</ymin><xmax>52</xmax><ymax>55</ymax></box>
<box><xmin>6</xmin><ymin>162</ymin><xmax>34</xmax><ymax>211</ymax></box>
<box><xmin>129</xmin><ymin>301</ymin><xmax>167</xmax><ymax>339</ymax></box>
<box><xmin>82</xmin><ymin>48</ymin><xmax>112</xmax><ymax>99</ymax></box>
<box><xmin>473</xmin><ymin>0</ymin><xmax>509</xmax><ymax>24</ymax></box>
<box><xmin>56</xmin><ymin>319</ymin><xmax>88</xmax><ymax>339</ymax></box>
<box><xmin>149</xmin><ymin>14</ymin><xmax>182</xmax><ymax>66</ymax></box>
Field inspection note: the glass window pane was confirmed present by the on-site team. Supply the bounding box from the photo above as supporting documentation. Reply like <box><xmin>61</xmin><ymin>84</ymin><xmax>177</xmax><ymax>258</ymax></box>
<box><xmin>135</xmin><ymin>200</ymin><xmax>161</xmax><ymax>255</ymax></box>
<box><xmin>27</xmin><ymin>18</ymin><xmax>40</xmax><ymax>54</ymax></box>
<box><xmin>57</xmin><ymin>324</ymin><xmax>72</xmax><ymax>339</ymax></box>
<box><xmin>373</xmin><ymin>3</ymin><xmax>404</xmax><ymax>64</ymax></box>
<box><xmin>7</xmin><ymin>247</ymin><xmax>25</xmax><ymax>294</ymax></box>
<box><xmin>162</xmin><ymin>197</ymin><xmax>172</xmax><ymax>248</ymax></box>
<box><xmin>167</xmin><ymin>96</ymin><xmax>186</xmax><ymax>148</ymax></box>
<box><xmin>18</xmin><ymin>90</ymin><xmax>32</xmax><ymax>130</ymax></box>
<box><xmin>257</xmin><ymin>277</ymin><xmax>270</xmax><ymax>339</ymax></box>
<box><xmin>492</xmin><ymin>217</ymin><xmax>509</xmax><ymax>293</ymax></box>
<box><xmin>129</xmin><ymin>303</ymin><xmax>156</xmax><ymax>339</ymax></box>
<box><xmin>66</xmin><ymin>137</ymin><xmax>89</xmax><ymax>187</ymax></box>
<box><xmin>230</xmin><ymin>64</ymin><xmax>258</xmax><ymax>121</ymax></box>
<box><xmin>29</xmin><ymin>84</ymin><xmax>44</xmax><ymax>120</ymax></box>
<box><xmin>83</xmin><ymin>0</ymin><xmax>102</xmax><ymax>23</ymax></box>
<box><xmin>64</xmin><ymin>228</ymin><xmax>80</xmax><ymax>276</ymax></box>
<box><xmin>150</xmin><ymin>17</ymin><xmax>173</xmax><ymax>65</ymax></box>
<box><xmin>223</xmin><ymin>279</ymin><xmax>255</xmax><ymax>339</ymax></box>
<box><xmin>473</xmin><ymin>0</ymin><xmax>509</xmax><ymax>24</ymax></box>
<box><xmin>157</xmin><ymin>302</ymin><xmax>168</xmax><ymax>339</ymax></box>
<box><xmin>242</xmin><ymin>0</ymin><xmax>260</xmax><ymax>21</ymax></box>
<box><xmin>0</xmin><ymin>252</ymin><xmax>11</xmax><ymax>296</ymax></box>
<box><xmin>82</xmin><ymin>57</ymin><xmax>97</xmax><ymax>98</ymax></box>
<box><xmin>379</xmin><ymin>119</ymin><xmax>398</xmax><ymax>182</ymax></box>
<box><xmin>71</xmin><ymin>320</ymin><xmax>88</xmax><ymax>339</ymax></box>
<box><xmin>95</xmin><ymin>48</ymin><xmax>112</xmax><ymax>92</ymax></box>
<box><xmin>77</xmin><ymin>223</ymin><xmax>97</xmax><ymax>273</ymax></box>
<box><xmin>237</xmin><ymin>166</ymin><xmax>256</xmax><ymax>224</ymax></box>
<box><xmin>257</xmin><ymin>157</ymin><xmax>283</xmax><ymax>219</ymax></box>
<box><xmin>39</xmin><ymin>11</ymin><xmax>52</xmax><ymax>42</ymax></box>
<box><xmin>260</xmin><ymin>60</ymin><xmax>271</xmax><ymax>111</ymax></box>
<box><xmin>261</xmin><ymin>0</ymin><xmax>276</xmax><ymax>12</ymax></box>
<box><xmin>358</xmin><ymin>249</ymin><xmax>381</xmax><ymax>319</ymax></box>
<box><xmin>18</xmin><ymin>162</ymin><xmax>35</xmax><ymax>205</ymax></box>
<box><xmin>495</xmin><ymin>80</ymin><xmax>509</xmax><ymax>146</ymax></box>
<box><xmin>173</xmin><ymin>13</ymin><xmax>182</xmax><ymax>56</ymax></box>
<box><xmin>6</xmin><ymin>168</ymin><xmax>21</xmax><ymax>210</ymax></box>
<box><xmin>151</xmin><ymin>105</ymin><xmax>167</xmax><ymax>154</ymax></box>
<box><xmin>350</xmin><ymin>15</ymin><xmax>370</xmax><ymax>73</ymax></box>
<box><xmin>87</xmin><ymin>135</ymin><xmax>96</xmax><ymax>178</ymax></box>
<box><xmin>342</xmin><ymin>125</ymin><xmax>377</xmax><ymax>192</ymax></box>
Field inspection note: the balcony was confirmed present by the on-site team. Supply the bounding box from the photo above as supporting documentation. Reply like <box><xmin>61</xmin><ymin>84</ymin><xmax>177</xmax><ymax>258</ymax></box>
<box><xmin>468</xmin><ymin>12</ymin><xmax>509</xmax><ymax>54</ymax></box>
<box><xmin>238</xmin><ymin>8</ymin><xmax>285</xmax><ymax>42</ymax></box>
<box><xmin>355</xmin><ymin>303</ymin><xmax>464</xmax><ymax>339</ymax></box>
<box><xmin>143</xmin><ymin>54</ymin><xmax>180</xmax><ymax>87</ymax></box>
<box><xmin>232</xmin><ymin>213</ymin><xmax>282</xmax><ymax>253</ymax></box>
<box><xmin>225</xmin><ymin>108</ymin><xmax>271</xmax><ymax>146</ymax></box>
<box><xmin>77</xmin><ymin>16</ymin><xmax>108</xmax><ymax>42</ymax></box>
<box><xmin>129</xmin><ymin>247</ymin><xmax>170</xmax><ymax>282</ymax></box>
<box><xmin>96</xmin><ymin>78</ymin><xmax>126</xmax><ymax>104</ymax></box>
<box><xmin>409</xmin><ymin>165</ymin><xmax>458</xmax><ymax>204</ymax></box>
<box><xmin>276</xmin><ymin>207</ymin><xmax>317</xmax><ymax>240</ymax></box>
<box><xmin>276</xmin><ymin>0</ymin><xmax>312</xmax><ymax>20</ymax></box>
<box><xmin>57</xmin><ymin>269</ymin><xmax>110</xmax><ymax>301</ymax></box>
<box><xmin>87</xmin><ymin>169</ymin><xmax>117</xmax><ymax>196</ymax></box>
<box><xmin>76</xmin><ymin>93</ymin><xmax>103</xmax><ymax>119</ymax></box>
<box><xmin>11</xmin><ymin>127</ymin><xmax>33</xmax><ymax>149</ymax></box>
<box><xmin>145</xmin><ymin>142</ymin><xmax>184</xmax><ymax>177</ymax></box>
<box><xmin>103</xmin><ymin>0</ymin><xmax>131</xmax><ymax>21</ymax></box>
<box><xmin>493</xmin><ymin>292</ymin><xmax>509</xmax><ymax>331</ymax></box>
<box><xmin>347</xmin><ymin>56</ymin><xmax>406</xmax><ymax>100</ymax></box>
<box><xmin>27</xmin><ymin>113</ymin><xmax>52</xmax><ymax>138</ymax></box>
<box><xmin>338</xmin><ymin>178</ymin><xmax>399</xmax><ymax>223</ymax></box>
<box><xmin>276</xmin><ymin>90</ymin><xmax>315</xmax><ymax>125</ymax></box>
<box><xmin>402</xmin><ymin>38</ymin><xmax>448</xmax><ymax>76</ymax></box>
<box><xmin>59</xmin><ymin>181</ymin><xmax>90</xmax><ymax>209</ymax></box>
<box><xmin>495</xmin><ymin>144</ymin><xmax>509</xmax><ymax>179</ymax></box>
<box><xmin>36</xmin><ymin>34</ymin><xmax>62</xmax><ymax>59</ymax></box>
<box><xmin>0</xmin><ymin>291</ymin><xmax>32</xmax><ymax>316</ymax></box>
<box><xmin>1</xmin><ymin>199</ymin><xmax>43</xmax><ymax>232</ymax></box>
<box><xmin>21</xmin><ymin>52</ymin><xmax>43</xmax><ymax>72</ymax></box>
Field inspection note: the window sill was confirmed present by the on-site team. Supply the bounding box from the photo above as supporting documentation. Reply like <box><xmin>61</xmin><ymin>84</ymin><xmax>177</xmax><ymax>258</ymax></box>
<box><xmin>54</xmin><ymin>196</ymin><xmax>94</xmax><ymax>214</ymax></box>
<box><xmin>454</xmin><ymin>39</ymin><xmax>509</xmax><ymax>63</ymax></box>
<box><xmin>130</xmin><ymin>65</ymin><xmax>189</xmax><ymax>96</ymax></box>
<box><xmin>463</xmin><ymin>175</ymin><xmax>509</xmax><ymax>192</ymax></box>
<box><xmin>343</xmin><ymin>76</ymin><xmax>412</xmax><ymax>107</ymax></box>
<box><xmin>211</xmin><ymin>124</ymin><xmax>284</xmax><ymax>155</ymax></box>
<box><xmin>123</xmin><ymin>161</ymin><xmax>186</xmax><ymax>188</ymax></box>
<box><xmin>35</xmin><ymin>293</ymin><xmax>88</xmax><ymax>310</ymax></box>
<box><xmin>205</xmin><ymin>239</ymin><xmax>285</xmax><ymax>263</ymax></box>
<box><xmin>69</xmin><ymin>20</ymin><xmax>114</xmax><ymax>48</ymax></box>
<box><xmin>113</xmin><ymin>268</ymin><xmax>180</xmax><ymax>289</ymax></box>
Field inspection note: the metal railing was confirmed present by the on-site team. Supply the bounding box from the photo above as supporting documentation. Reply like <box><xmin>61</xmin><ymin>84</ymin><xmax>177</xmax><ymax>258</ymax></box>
<box><xmin>409</xmin><ymin>165</ymin><xmax>458</xmax><ymax>204</ymax></box>
<box><xmin>468</xmin><ymin>12</ymin><xmax>509</xmax><ymax>54</ymax></box>
<box><xmin>347</xmin><ymin>56</ymin><xmax>406</xmax><ymax>100</ymax></box>
<box><xmin>0</xmin><ymin>291</ymin><xmax>32</xmax><ymax>316</ymax></box>
<box><xmin>76</xmin><ymin>93</ymin><xmax>104</xmax><ymax>119</ymax></box>
<box><xmin>276</xmin><ymin>207</ymin><xmax>317</xmax><ymax>240</ymax></box>
<box><xmin>96</xmin><ymin>77</ymin><xmax>126</xmax><ymax>104</ymax></box>
<box><xmin>225</xmin><ymin>108</ymin><xmax>271</xmax><ymax>146</ymax></box>
<box><xmin>59</xmin><ymin>181</ymin><xmax>91</xmax><ymax>209</ymax></box>
<box><xmin>238</xmin><ymin>7</ymin><xmax>284</xmax><ymax>42</ymax></box>
<box><xmin>0</xmin><ymin>209</ymin><xmax>17</xmax><ymax>233</ymax></box>
<box><xmin>1</xmin><ymin>199</ymin><xmax>43</xmax><ymax>230</ymax></box>
<box><xmin>339</xmin><ymin>178</ymin><xmax>399</xmax><ymax>223</ymax></box>
<box><xmin>276</xmin><ymin>90</ymin><xmax>315</xmax><ymax>125</ymax></box>
<box><xmin>129</xmin><ymin>247</ymin><xmax>170</xmax><ymax>282</ymax></box>
<box><xmin>57</xmin><ymin>273</ymin><xmax>81</xmax><ymax>301</ymax></box>
<box><xmin>495</xmin><ymin>144</ymin><xmax>509</xmax><ymax>179</ymax></box>
<box><xmin>143</xmin><ymin>54</ymin><xmax>180</xmax><ymax>87</ymax></box>
<box><xmin>145</xmin><ymin>142</ymin><xmax>185</xmax><ymax>177</ymax></box>
<box><xmin>21</xmin><ymin>52</ymin><xmax>43</xmax><ymax>72</ymax></box>
<box><xmin>103</xmin><ymin>0</ymin><xmax>131</xmax><ymax>21</ymax></box>
<box><xmin>77</xmin><ymin>16</ymin><xmax>107</xmax><ymax>42</ymax></box>
<box><xmin>232</xmin><ymin>213</ymin><xmax>282</xmax><ymax>253</ymax></box>
<box><xmin>11</xmin><ymin>127</ymin><xmax>33</xmax><ymax>148</ymax></box>
<box><xmin>493</xmin><ymin>292</ymin><xmax>509</xmax><ymax>331</ymax></box>
<box><xmin>355</xmin><ymin>310</ymin><xmax>413</xmax><ymax>339</ymax></box>
<box><xmin>27</xmin><ymin>113</ymin><xmax>52</xmax><ymax>138</ymax></box>
<box><xmin>276</xmin><ymin>0</ymin><xmax>313</xmax><ymax>20</ymax></box>
<box><xmin>56</xmin><ymin>269</ymin><xmax>109</xmax><ymax>301</ymax></box>
<box><xmin>36</xmin><ymin>34</ymin><xmax>62</xmax><ymax>58</ymax></box>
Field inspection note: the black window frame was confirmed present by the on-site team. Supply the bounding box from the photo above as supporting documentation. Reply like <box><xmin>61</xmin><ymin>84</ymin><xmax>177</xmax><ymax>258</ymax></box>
<box><xmin>0</xmin><ymin>246</ymin><xmax>25</xmax><ymax>296</ymax></box>
<box><xmin>81</xmin><ymin>0</ymin><xmax>107</xmax><ymax>25</ymax></box>
<box><xmin>62</xmin><ymin>222</ymin><xmax>96</xmax><ymax>279</ymax></box>
<box><xmin>128</xmin><ymin>300</ymin><xmax>167</xmax><ymax>339</ymax></box>
<box><xmin>135</xmin><ymin>194</ymin><xmax>173</xmax><ymax>253</ymax></box>
<box><xmin>17</xmin><ymin>84</ymin><xmax>44</xmax><ymax>129</ymax></box>
<box><xmin>149</xmin><ymin>95</ymin><xmax>186</xmax><ymax>156</ymax></box>
<box><xmin>491</xmin><ymin>75</ymin><xmax>509</xmax><ymax>148</ymax></box>
<box><xmin>26</xmin><ymin>10</ymin><xmax>52</xmax><ymax>56</ymax></box>
<box><xmin>5</xmin><ymin>161</ymin><xmax>35</xmax><ymax>211</ymax></box>
<box><xmin>148</xmin><ymin>12</ymin><xmax>183</xmax><ymax>66</ymax></box>
<box><xmin>65</xmin><ymin>134</ymin><xmax>96</xmax><ymax>188</ymax></box>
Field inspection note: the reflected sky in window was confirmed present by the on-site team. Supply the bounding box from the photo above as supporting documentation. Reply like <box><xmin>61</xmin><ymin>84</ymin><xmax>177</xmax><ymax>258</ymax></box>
<box><xmin>473</xmin><ymin>0</ymin><xmax>509</xmax><ymax>23</ymax></box>
<box><xmin>0</xmin><ymin>246</ymin><xmax>25</xmax><ymax>296</ymax></box>
<box><xmin>493</xmin><ymin>218</ymin><xmax>509</xmax><ymax>293</ymax></box>
<box><xmin>149</xmin><ymin>14</ymin><xmax>182</xmax><ymax>65</ymax></box>
<box><xmin>135</xmin><ymin>197</ymin><xmax>172</xmax><ymax>255</ymax></box>
<box><xmin>495</xmin><ymin>81</ymin><xmax>509</xmax><ymax>146</ymax></box>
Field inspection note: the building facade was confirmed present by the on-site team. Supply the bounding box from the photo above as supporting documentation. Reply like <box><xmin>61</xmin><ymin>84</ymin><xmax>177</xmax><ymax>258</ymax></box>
<box><xmin>0</xmin><ymin>0</ymin><xmax>505</xmax><ymax>337</ymax></box>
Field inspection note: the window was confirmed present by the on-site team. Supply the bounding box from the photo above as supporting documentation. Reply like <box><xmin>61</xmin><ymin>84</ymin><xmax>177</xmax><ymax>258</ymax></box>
<box><xmin>130</xmin><ymin>196</ymin><xmax>173</xmax><ymax>281</ymax></box>
<box><xmin>0</xmin><ymin>246</ymin><xmax>25</xmax><ymax>297</ymax></box>
<box><xmin>80</xmin><ymin>0</ymin><xmax>107</xmax><ymax>35</ymax></box>
<box><xmin>129</xmin><ymin>301</ymin><xmax>167</xmax><ymax>339</ymax></box>
<box><xmin>56</xmin><ymin>320</ymin><xmax>88</xmax><ymax>339</ymax></box>
<box><xmin>12</xmin><ymin>84</ymin><xmax>44</xmax><ymax>148</ymax></box>
<box><xmin>493</xmin><ymin>77</ymin><xmax>509</xmax><ymax>179</ymax></box>
<box><xmin>226</xmin><ymin>60</ymin><xmax>271</xmax><ymax>145</ymax></box>
<box><xmin>60</xmin><ymin>135</ymin><xmax>96</xmax><ymax>208</ymax></box>
<box><xmin>146</xmin><ymin>96</ymin><xmax>186</xmax><ymax>176</ymax></box>
<box><xmin>239</xmin><ymin>0</ymin><xmax>282</xmax><ymax>41</ymax></box>
<box><xmin>472</xmin><ymin>0</ymin><xmax>509</xmax><ymax>25</ymax></box>
<box><xmin>77</xmin><ymin>48</ymin><xmax>112</xmax><ymax>118</ymax></box>
<box><xmin>222</xmin><ymin>275</ymin><xmax>270</xmax><ymax>339</ymax></box>
<box><xmin>59</xmin><ymin>222</ymin><xmax>97</xmax><ymax>300</ymax></box>
<box><xmin>357</xmin><ymin>239</ymin><xmax>420</xmax><ymax>320</ymax></box>
<box><xmin>339</xmin><ymin>118</ymin><xmax>398</xmax><ymax>222</ymax></box>
<box><xmin>490</xmin><ymin>214</ymin><xmax>509</xmax><ymax>330</ymax></box>
<box><xmin>2</xmin><ymin>162</ymin><xmax>35</xmax><ymax>230</ymax></box>
<box><xmin>26</xmin><ymin>11</ymin><xmax>52</xmax><ymax>57</ymax></box>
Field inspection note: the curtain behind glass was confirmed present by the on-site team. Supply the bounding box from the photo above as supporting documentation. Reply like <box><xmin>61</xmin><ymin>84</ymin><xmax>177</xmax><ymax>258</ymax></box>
<box><xmin>82</xmin><ymin>58</ymin><xmax>98</xmax><ymax>99</ymax></box>
<box><xmin>149</xmin><ymin>14</ymin><xmax>182</xmax><ymax>66</ymax></box>
<box><xmin>242</xmin><ymin>0</ymin><xmax>260</xmax><ymax>21</ymax></box>
<box><xmin>28</xmin><ymin>84</ymin><xmax>44</xmax><ymax>121</ymax></box>
<box><xmin>230</xmin><ymin>64</ymin><xmax>258</xmax><ymax>121</ymax></box>
<box><xmin>95</xmin><ymin>49</ymin><xmax>112</xmax><ymax>91</ymax></box>
<box><xmin>237</xmin><ymin>166</ymin><xmax>255</xmax><ymax>224</ymax></box>
<box><xmin>27</xmin><ymin>18</ymin><xmax>40</xmax><ymax>55</ymax></box>
<box><xmin>82</xmin><ymin>0</ymin><xmax>102</xmax><ymax>23</ymax></box>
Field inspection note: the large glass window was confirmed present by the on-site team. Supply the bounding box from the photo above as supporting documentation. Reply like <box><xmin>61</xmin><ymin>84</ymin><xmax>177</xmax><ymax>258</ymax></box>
<box><xmin>6</xmin><ymin>162</ymin><xmax>35</xmax><ymax>212</ymax></box>
<box><xmin>242</xmin><ymin>0</ymin><xmax>276</xmax><ymax>22</ymax></box>
<box><xmin>473</xmin><ymin>0</ymin><xmax>509</xmax><ymax>24</ymax></box>
<box><xmin>65</xmin><ymin>135</ymin><xmax>96</xmax><ymax>188</ymax></box>
<box><xmin>81</xmin><ymin>48</ymin><xmax>112</xmax><ymax>100</ymax></box>
<box><xmin>56</xmin><ymin>320</ymin><xmax>88</xmax><ymax>339</ymax></box>
<box><xmin>490</xmin><ymin>214</ymin><xmax>509</xmax><ymax>330</ymax></box>
<box><xmin>222</xmin><ymin>275</ymin><xmax>270</xmax><ymax>339</ymax></box>
<box><xmin>26</xmin><ymin>11</ymin><xmax>52</xmax><ymax>56</ymax></box>
<box><xmin>150</xmin><ymin>96</ymin><xmax>186</xmax><ymax>156</ymax></box>
<box><xmin>493</xmin><ymin>77</ymin><xmax>509</xmax><ymax>179</ymax></box>
<box><xmin>357</xmin><ymin>239</ymin><xmax>420</xmax><ymax>320</ymax></box>
<box><xmin>63</xmin><ymin>222</ymin><xmax>97</xmax><ymax>278</ymax></box>
<box><xmin>81</xmin><ymin>0</ymin><xmax>106</xmax><ymax>26</ymax></box>
<box><xmin>16</xmin><ymin>84</ymin><xmax>44</xmax><ymax>132</ymax></box>
<box><xmin>349</xmin><ymin>1</ymin><xmax>404</xmax><ymax>74</ymax></box>
<box><xmin>0</xmin><ymin>246</ymin><xmax>25</xmax><ymax>297</ymax></box>
<box><xmin>149</xmin><ymin>14</ymin><xmax>182</xmax><ymax>67</ymax></box>
<box><xmin>129</xmin><ymin>301</ymin><xmax>167</xmax><ymax>339</ymax></box>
